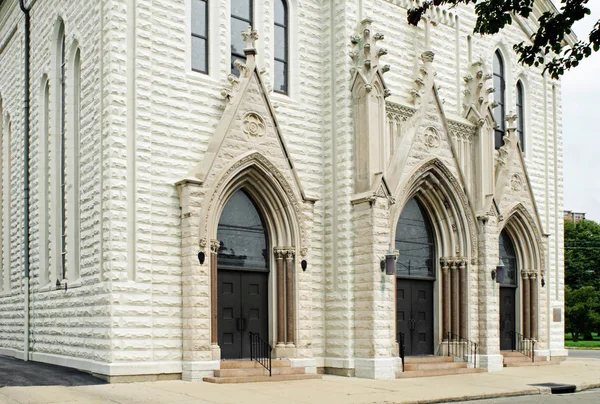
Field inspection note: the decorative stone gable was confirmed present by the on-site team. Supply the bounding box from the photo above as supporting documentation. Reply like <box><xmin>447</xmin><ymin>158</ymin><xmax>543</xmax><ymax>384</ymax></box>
<box><xmin>350</xmin><ymin>18</ymin><xmax>391</xmax><ymax>193</ymax></box>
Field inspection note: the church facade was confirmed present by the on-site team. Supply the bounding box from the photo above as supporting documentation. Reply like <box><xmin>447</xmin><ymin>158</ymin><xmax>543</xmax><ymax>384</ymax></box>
<box><xmin>0</xmin><ymin>0</ymin><xmax>567</xmax><ymax>381</ymax></box>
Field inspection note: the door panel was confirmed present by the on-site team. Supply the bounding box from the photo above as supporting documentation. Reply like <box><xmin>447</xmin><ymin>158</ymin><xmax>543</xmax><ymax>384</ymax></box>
<box><xmin>500</xmin><ymin>287</ymin><xmax>516</xmax><ymax>350</ymax></box>
<box><xmin>396</xmin><ymin>279</ymin><xmax>434</xmax><ymax>356</ymax></box>
<box><xmin>218</xmin><ymin>271</ymin><xmax>242</xmax><ymax>359</ymax></box>
<box><xmin>218</xmin><ymin>270</ymin><xmax>269</xmax><ymax>359</ymax></box>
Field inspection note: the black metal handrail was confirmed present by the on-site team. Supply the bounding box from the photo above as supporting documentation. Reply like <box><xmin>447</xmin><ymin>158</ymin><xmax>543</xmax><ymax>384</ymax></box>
<box><xmin>510</xmin><ymin>330</ymin><xmax>535</xmax><ymax>363</ymax></box>
<box><xmin>249</xmin><ymin>332</ymin><xmax>272</xmax><ymax>376</ymax></box>
<box><xmin>445</xmin><ymin>332</ymin><xmax>478</xmax><ymax>368</ymax></box>
<box><xmin>398</xmin><ymin>332</ymin><xmax>406</xmax><ymax>369</ymax></box>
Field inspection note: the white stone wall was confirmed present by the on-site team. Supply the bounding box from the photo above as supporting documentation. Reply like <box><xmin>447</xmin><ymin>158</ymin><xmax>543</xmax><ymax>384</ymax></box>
<box><xmin>0</xmin><ymin>0</ymin><xmax>565</xmax><ymax>378</ymax></box>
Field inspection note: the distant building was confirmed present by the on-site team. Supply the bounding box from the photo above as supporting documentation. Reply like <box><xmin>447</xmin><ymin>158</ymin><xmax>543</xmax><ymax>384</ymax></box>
<box><xmin>564</xmin><ymin>211</ymin><xmax>586</xmax><ymax>223</ymax></box>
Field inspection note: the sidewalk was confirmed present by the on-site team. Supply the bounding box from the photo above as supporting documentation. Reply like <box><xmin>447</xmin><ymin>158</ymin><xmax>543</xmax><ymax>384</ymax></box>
<box><xmin>1</xmin><ymin>358</ymin><xmax>599</xmax><ymax>404</ymax></box>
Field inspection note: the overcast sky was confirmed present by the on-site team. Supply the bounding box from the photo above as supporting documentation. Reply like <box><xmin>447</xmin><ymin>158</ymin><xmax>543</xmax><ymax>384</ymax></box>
<box><xmin>562</xmin><ymin>0</ymin><xmax>600</xmax><ymax>222</ymax></box>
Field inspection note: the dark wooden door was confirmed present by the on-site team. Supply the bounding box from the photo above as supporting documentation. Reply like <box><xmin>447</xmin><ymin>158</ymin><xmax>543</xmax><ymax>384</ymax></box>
<box><xmin>499</xmin><ymin>287</ymin><xmax>516</xmax><ymax>350</ymax></box>
<box><xmin>397</xmin><ymin>279</ymin><xmax>434</xmax><ymax>356</ymax></box>
<box><xmin>218</xmin><ymin>270</ymin><xmax>268</xmax><ymax>359</ymax></box>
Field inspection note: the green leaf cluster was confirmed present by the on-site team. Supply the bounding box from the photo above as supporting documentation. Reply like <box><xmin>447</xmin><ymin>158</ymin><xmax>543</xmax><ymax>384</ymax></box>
<box><xmin>407</xmin><ymin>0</ymin><xmax>599</xmax><ymax>79</ymax></box>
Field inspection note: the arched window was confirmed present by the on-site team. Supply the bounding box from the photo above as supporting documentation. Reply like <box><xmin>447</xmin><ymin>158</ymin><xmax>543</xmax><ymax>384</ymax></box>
<box><xmin>516</xmin><ymin>80</ymin><xmax>525</xmax><ymax>152</ymax></box>
<box><xmin>191</xmin><ymin>0</ymin><xmax>209</xmax><ymax>73</ymax></box>
<box><xmin>395</xmin><ymin>198</ymin><xmax>435</xmax><ymax>278</ymax></box>
<box><xmin>217</xmin><ymin>190</ymin><xmax>268</xmax><ymax>270</ymax></box>
<box><xmin>68</xmin><ymin>48</ymin><xmax>81</xmax><ymax>280</ymax></box>
<box><xmin>493</xmin><ymin>50</ymin><xmax>506</xmax><ymax>149</ymax></box>
<box><xmin>39</xmin><ymin>79</ymin><xmax>50</xmax><ymax>286</ymax></box>
<box><xmin>58</xmin><ymin>24</ymin><xmax>67</xmax><ymax>280</ymax></box>
<box><xmin>231</xmin><ymin>0</ymin><xmax>254</xmax><ymax>76</ymax></box>
<box><xmin>274</xmin><ymin>0</ymin><xmax>288</xmax><ymax>94</ymax></box>
<box><xmin>2</xmin><ymin>117</ymin><xmax>11</xmax><ymax>292</ymax></box>
<box><xmin>499</xmin><ymin>230</ymin><xmax>517</xmax><ymax>286</ymax></box>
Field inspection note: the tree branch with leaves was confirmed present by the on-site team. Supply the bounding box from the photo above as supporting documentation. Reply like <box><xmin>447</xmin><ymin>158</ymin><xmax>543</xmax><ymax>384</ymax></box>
<box><xmin>407</xmin><ymin>0</ymin><xmax>599</xmax><ymax>78</ymax></box>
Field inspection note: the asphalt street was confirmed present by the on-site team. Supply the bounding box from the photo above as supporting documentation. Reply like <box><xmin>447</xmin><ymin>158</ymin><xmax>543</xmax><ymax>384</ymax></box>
<box><xmin>452</xmin><ymin>388</ymin><xmax>600</xmax><ymax>403</ymax></box>
<box><xmin>0</xmin><ymin>355</ymin><xmax>105</xmax><ymax>387</ymax></box>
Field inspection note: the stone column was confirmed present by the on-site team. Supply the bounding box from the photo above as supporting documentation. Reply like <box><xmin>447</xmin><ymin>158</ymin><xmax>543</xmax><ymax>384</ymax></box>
<box><xmin>210</xmin><ymin>239</ymin><xmax>219</xmax><ymax>346</ymax></box>
<box><xmin>451</xmin><ymin>260</ymin><xmax>460</xmax><ymax>336</ymax></box>
<box><xmin>285</xmin><ymin>249</ymin><xmax>295</xmax><ymax>346</ymax></box>
<box><xmin>441</xmin><ymin>259</ymin><xmax>450</xmax><ymax>338</ymax></box>
<box><xmin>275</xmin><ymin>248</ymin><xmax>286</xmax><ymax>347</ymax></box>
<box><xmin>459</xmin><ymin>259</ymin><xmax>467</xmax><ymax>338</ymax></box>
<box><xmin>522</xmin><ymin>271</ymin><xmax>530</xmax><ymax>339</ymax></box>
<box><xmin>530</xmin><ymin>273</ymin><xmax>538</xmax><ymax>340</ymax></box>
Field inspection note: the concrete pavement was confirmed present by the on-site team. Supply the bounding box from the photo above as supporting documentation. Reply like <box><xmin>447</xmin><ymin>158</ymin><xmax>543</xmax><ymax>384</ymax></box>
<box><xmin>1</xmin><ymin>357</ymin><xmax>600</xmax><ymax>404</ymax></box>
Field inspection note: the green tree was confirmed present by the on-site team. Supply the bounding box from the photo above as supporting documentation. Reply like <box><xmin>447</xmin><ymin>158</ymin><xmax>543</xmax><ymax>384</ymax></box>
<box><xmin>565</xmin><ymin>285</ymin><xmax>600</xmax><ymax>341</ymax></box>
<box><xmin>564</xmin><ymin>219</ymin><xmax>600</xmax><ymax>290</ymax></box>
<box><xmin>407</xmin><ymin>1</ymin><xmax>599</xmax><ymax>79</ymax></box>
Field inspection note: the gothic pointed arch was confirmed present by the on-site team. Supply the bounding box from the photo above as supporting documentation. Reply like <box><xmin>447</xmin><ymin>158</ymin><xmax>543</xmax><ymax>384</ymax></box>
<box><xmin>500</xmin><ymin>203</ymin><xmax>544</xmax><ymax>274</ymax></box>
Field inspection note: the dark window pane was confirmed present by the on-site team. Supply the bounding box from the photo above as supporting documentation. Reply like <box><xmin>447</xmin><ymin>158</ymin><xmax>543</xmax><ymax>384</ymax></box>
<box><xmin>275</xmin><ymin>0</ymin><xmax>286</xmax><ymax>25</ymax></box>
<box><xmin>395</xmin><ymin>199</ymin><xmax>435</xmax><ymax>278</ymax></box>
<box><xmin>499</xmin><ymin>230</ymin><xmax>517</xmax><ymax>286</ymax></box>
<box><xmin>495</xmin><ymin>129</ymin><xmax>504</xmax><ymax>149</ymax></box>
<box><xmin>232</xmin><ymin>0</ymin><xmax>252</xmax><ymax>20</ymax></box>
<box><xmin>274</xmin><ymin>25</ymin><xmax>286</xmax><ymax>60</ymax></box>
<box><xmin>192</xmin><ymin>36</ymin><xmax>207</xmax><ymax>72</ymax></box>
<box><xmin>274</xmin><ymin>60</ymin><xmax>287</xmax><ymax>93</ymax></box>
<box><xmin>231</xmin><ymin>17</ymin><xmax>249</xmax><ymax>57</ymax></box>
<box><xmin>217</xmin><ymin>190</ymin><xmax>268</xmax><ymax>270</ymax></box>
<box><xmin>192</xmin><ymin>0</ymin><xmax>207</xmax><ymax>36</ymax></box>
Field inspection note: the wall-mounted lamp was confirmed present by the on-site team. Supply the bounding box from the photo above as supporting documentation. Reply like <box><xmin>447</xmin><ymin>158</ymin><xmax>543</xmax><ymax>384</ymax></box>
<box><xmin>492</xmin><ymin>258</ymin><xmax>505</xmax><ymax>283</ymax></box>
<box><xmin>301</xmin><ymin>260</ymin><xmax>308</xmax><ymax>271</ymax></box>
<box><xmin>384</xmin><ymin>249</ymin><xmax>396</xmax><ymax>275</ymax></box>
<box><xmin>198</xmin><ymin>251</ymin><xmax>205</xmax><ymax>266</ymax></box>
<box><xmin>541</xmin><ymin>277</ymin><xmax>545</xmax><ymax>288</ymax></box>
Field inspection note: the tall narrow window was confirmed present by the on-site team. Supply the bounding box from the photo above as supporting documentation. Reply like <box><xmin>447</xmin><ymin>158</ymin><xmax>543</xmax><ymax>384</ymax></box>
<box><xmin>39</xmin><ymin>79</ymin><xmax>50</xmax><ymax>286</ymax></box>
<box><xmin>274</xmin><ymin>0</ymin><xmax>288</xmax><ymax>93</ymax></box>
<box><xmin>231</xmin><ymin>0</ymin><xmax>253</xmax><ymax>75</ymax></box>
<box><xmin>516</xmin><ymin>81</ymin><xmax>525</xmax><ymax>152</ymax></box>
<box><xmin>493</xmin><ymin>50</ymin><xmax>506</xmax><ymax>149</ymax></box>
<box><xmin>0</xmin><ymin>98</ymin><xmax>3</xmax><ymax>292</ymax></box>
<box><xmin>191</xmin><ymin>0</ymin><xmax>209</xmax><ymax>73</ymax></box>
<box><xmin>68</xmin><ymin>49</ymin><xmax>82</xmax><ymax>280</ymax></box>
<box><xmin>3</xmin><ymin>118</ymin><xmax>11</xmax><ymax>292</ymax></box>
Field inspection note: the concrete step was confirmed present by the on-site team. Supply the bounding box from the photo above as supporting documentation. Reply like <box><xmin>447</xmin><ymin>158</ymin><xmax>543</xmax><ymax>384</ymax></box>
<box><xmin>214</xmin><ymin>366</ymin><xmax>305</xmax><ymax>377</ymax></box>
<box><xmin>404</xmin><ymin>362</ymin><xmax>467</xmax><ymax>371</ymax></box>
<box><xmin>203</xmin><ymin>374</ymin><xmax>322</xmax><ymax>384</ymax></box>
<box><xmin>501</xmin><ymin>351</ymin><xmax>532</xmax><ymax>357</ymax></box>
<box><xmin>404</xmin><ymin>356</ymin><xmax>454</xmax><ymax>364</ymax></box>
<box><xmin>503</xmin><ymin>356</ymin><xmax>548</xmax><ymax>364</ymax></box>
<box><xmin>219</xmin><ymin>360</ymin><xmax>291</xmax><ymax>369</ymax></box>
<box><xmin>396</xmin><ymin>367</ymin><xmax>484</xmax><ymax>379</ymax></box>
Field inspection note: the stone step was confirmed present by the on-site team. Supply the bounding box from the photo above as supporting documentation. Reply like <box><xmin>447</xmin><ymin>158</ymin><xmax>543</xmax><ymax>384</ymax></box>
<box><xmin>214</xmin><ymin>366</ymin><xmax>305</xmax><ymax>377</ymax></box>
<box><xmin>503</xmin><ymin>356</ymin><xmax>547</xmax><ymax>364</ymax></box>
<box><xmin>396</xmin><ymin>367</ymin><xmax>484</xmax><ymax>379</ymax></box>
<box><xmin>203</xmin><ymin>374</ymin><xmax>322</xmax><ymax>384</ymax></box>
<box><xmin>219</xmin><ymin>360</ymin><xmax>291</xmax><ymax>369</ymax></box>
<box><xmin>404</xmin><ymin>362</ymin><xmax>467</xmax><ymax>371</ymax></box>
<box><xmin>500</xmin><ymin>351</ymin><xmax>542</xmax><ymax>358</ymax></box>
<box><xmin>504</xmin><ymin>360</ymin><xmax>558</xmax><ymax>367</ymax></box>
<box><xmin>404</xmin><ymin>356</ymin><xmax>454</xmax><ymax>364</ymax></box>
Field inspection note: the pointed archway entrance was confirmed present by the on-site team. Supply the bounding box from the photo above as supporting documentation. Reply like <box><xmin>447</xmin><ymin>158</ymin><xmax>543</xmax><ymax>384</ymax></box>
<box><xmin>216</xmin><ymin>189</ymin><xmax>270</xmax><ymax>359</ymax></box>
<box><xmin>498</xmin><ymin>229</ymin><xmax>518</xmax><ymax>350</ymax></box>
<box><xmin>395</xmin><ymin>198</ymin><xmax>436</xmax><ymax>356</ymax></box>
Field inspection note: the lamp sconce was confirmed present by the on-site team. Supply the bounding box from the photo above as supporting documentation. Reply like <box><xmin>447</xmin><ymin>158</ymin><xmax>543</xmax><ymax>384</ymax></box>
<box><xmin>382</xmin><ymin>249</ymin><xmax>396</xmax><ymax>275</ymax></box>
<box><xmin>198</xmin><ymin>251</ymin><xmax>205</xmax><ymax>266</ymax></box>
<box><xmin>301</xmin><ymin>260</ymin><xmax>308</xmax><ymax>271</ymax></box>
<box><xmin>541</xmin><ymin>277</ymin><xmax>545</xmax><ymax>288</ymax></box>
<box><xmin>492</xmin><ymin>259</ymin><xmax>505</xmax><ymax>283</ymax></box>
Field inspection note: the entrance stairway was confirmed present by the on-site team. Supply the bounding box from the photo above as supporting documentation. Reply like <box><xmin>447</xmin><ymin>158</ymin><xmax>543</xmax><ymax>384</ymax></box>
<box><xmin>501</xmin><ymin>351</ymin><xmax>556</xmax><ymax>367</ymax></box>
<box><xmin>203</xmin><ymin>359</ymin><xmax>322</xmax><ymax>383</ymax></box>
<box><xmin>396</xmin><ymin>356</ymin><xmax>484</xmax><ymax>378</ymax></box>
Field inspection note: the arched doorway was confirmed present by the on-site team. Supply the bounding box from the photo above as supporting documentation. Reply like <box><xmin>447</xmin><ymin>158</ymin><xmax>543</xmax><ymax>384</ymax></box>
<box><xmin>395</xmin><ymin>198</ymin><xmax>436</xmax><ymax>356</ymax></box>
<box><xmin>499</xmin><ymin>230</ymin><xmax>518</xmax><ymax>350</ymax></box>
<box><xmin>217</xmin><ymin>189</ymin><xmax>270</xmax><ymax>359</ymax></box>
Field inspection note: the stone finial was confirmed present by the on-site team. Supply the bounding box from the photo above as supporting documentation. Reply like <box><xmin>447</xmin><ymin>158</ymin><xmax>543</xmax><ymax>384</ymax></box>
<box><xmin>241</xmin><ymin>25</ymin><xmax>258</xmax><ymax>51</ymax></box>
<box><xmin>349</xmin><ymin>18</ymin><xmax>390</xmax><ymax>80</ymax></box>
<box><xmin>505</xmin><ymin>112</ymin><xmax>518</xmax><ymax>132</ymax></box>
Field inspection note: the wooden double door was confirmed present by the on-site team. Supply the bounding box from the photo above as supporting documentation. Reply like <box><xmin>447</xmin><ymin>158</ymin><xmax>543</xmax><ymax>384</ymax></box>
<box><xmin>218</xmin><ymin>270</ymin><xmax>269</xmax><ymax>359</ymax></box>
<box><xmin>499</xmin><ymin>287</ymin><xmax>516</xmax><ymax>350</ymax></box>
<box><xmin>396</xmin><ymin>279</ymin><xmax>434</xmax><ymax>356</ymax></box>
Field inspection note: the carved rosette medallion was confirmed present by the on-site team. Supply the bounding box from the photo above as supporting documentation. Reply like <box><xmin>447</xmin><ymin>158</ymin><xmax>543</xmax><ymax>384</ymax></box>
<box><xmin>243</xmin><ymin>112</ymin><xmax>266</xmax><ymax>139</ymax></box>
<box><xmin>423</xmin><ymin>127</ymin><xmax>440</xmax><ymax>149</ymax></box>
<box><xmin>510</xmin><ymin>174</ymin><xmax>524</xmax><ymax>193</ymax></box>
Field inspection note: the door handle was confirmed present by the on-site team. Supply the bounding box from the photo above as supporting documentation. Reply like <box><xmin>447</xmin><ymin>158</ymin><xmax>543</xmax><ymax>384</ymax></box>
<box><xmin>241</xmin><ymin>318</ymin><xmax>246</xmax><ymax>331</ymax></box>
<box><xmin>237</xmin><ymin>318</ymin><xmax>245</xmax><ymax>331</ymax></box>
<box><xmin>410</xmin><ymin>318</ymin><xmax>416</xmax><ymax>331</ymax></box>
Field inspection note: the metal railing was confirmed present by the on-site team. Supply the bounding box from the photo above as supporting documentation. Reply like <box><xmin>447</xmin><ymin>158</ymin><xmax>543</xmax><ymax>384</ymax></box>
<box><xmin>510</xmin><ymin>330</ymin><xmax>535</xmax><ymax>362</ymax></box>
<box><xmin>445</xmin><ymin>332</ymin><xmax>478</xmax><ymax>368</ymax></box>
<box><xmin>398</xmin><ymin>332</ymin><xmax>406</xmax><ymax>369</ymax></box>
<box><xmin>249</xmin><ymin>332</ymin><xmax>272</xmax><ymax>376</ymax></box>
